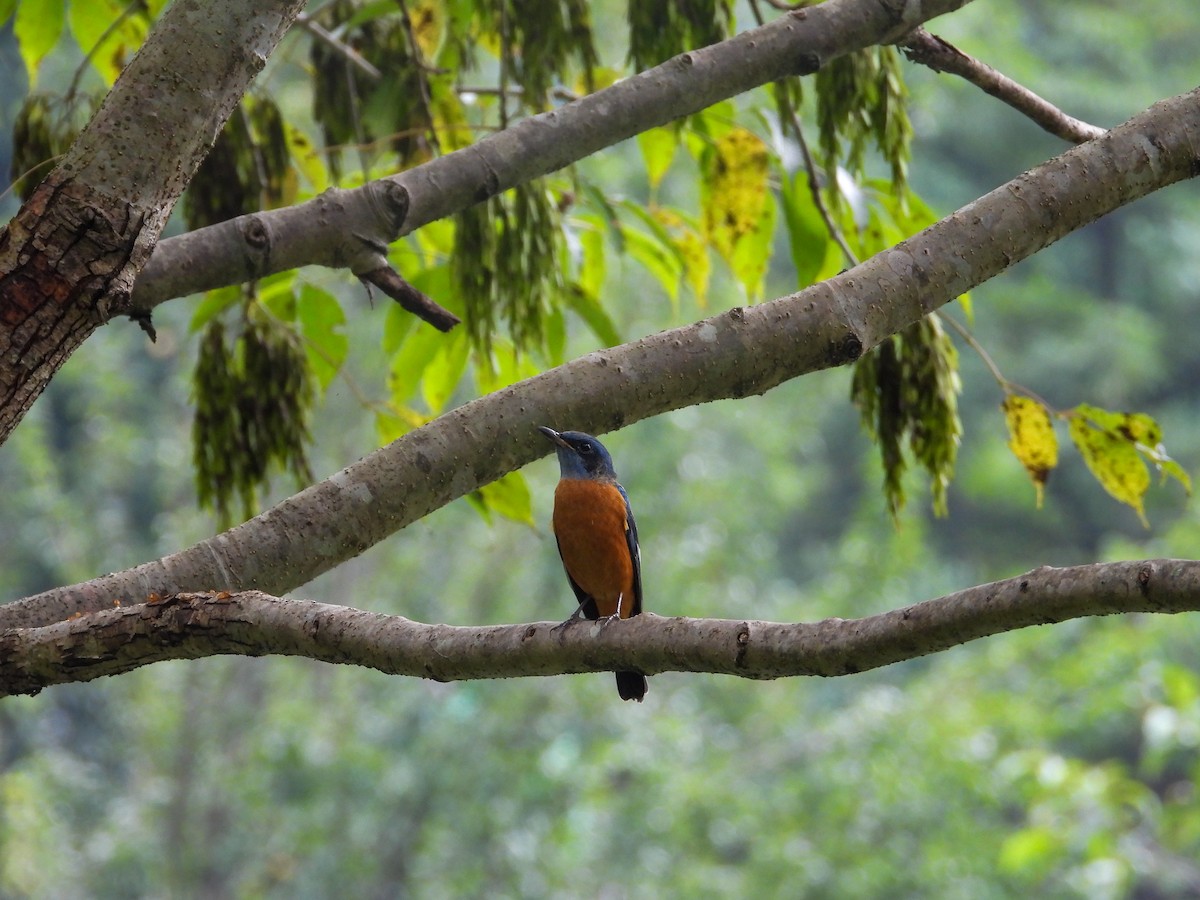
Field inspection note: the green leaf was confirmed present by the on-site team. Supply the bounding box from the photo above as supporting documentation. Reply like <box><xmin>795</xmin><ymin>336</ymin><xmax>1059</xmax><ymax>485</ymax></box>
<box><xmin>780</xmin><ymin>170</ymin><xmax>831</xmax><ymax>288</ymax></box>
<box><xmin>474</xmin><ymin>338</ymin><xmax>540</xmax><ymax>395</ymax></box>
<box><xmin>576</xmin><ymin>221</ymin><xmax>606</xmax><ymax>299</ymax></box>
<box><xmin>15</xmin><ymin>0</ymin><xmax>66</xmax><ymax>87</ymax></box>
<box><xmin>637</xmin><ymin>126</ymin><xmax>678</xmax><ymax>192</ymax></box>
<box><xmin>0</xmin><ymin>0</ymin><xmax>19</xmax><ymax>29</ymax></box>
<box><xmin>563</xmin><ymin>284</ymin><xmax>621</xmax><ymax>347</ymax></box>
<box><xmin>473</xmin><ymin>471</ymin><xmax>534</xmax><ymax>527</ymax></box>
<box><xmin>623</xmin><ymin>225</ymin><xmax>682</xmax><ymax>304</ymax></box>
<box><xmin>190</xmin><ymin>286</ymin><xmax>241</xmax><ymax>332</ymax></box>
<box><xmin>421</xmin><ymin>329</ymin><xmax>469</xmax><ymax>413</ymax></box>
<box><xmin>296</xmin><ymin>285</ymin><xmax>348</xmax><ymax>392</ymax></box>
<box><xmin>388</xmin><ymin>322</ymin><xmax>444</xmax><ymax>406</ymax></box>
<box><xmin>382</xmin><ymin>302</ymin><xmax>417</xmax><ymax>355</ymax></box>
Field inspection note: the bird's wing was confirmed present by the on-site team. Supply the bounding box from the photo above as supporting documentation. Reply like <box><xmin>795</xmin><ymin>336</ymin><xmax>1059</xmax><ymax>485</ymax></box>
<box><xmin>617</xmin><ymin>484</ymin><xmax>643</xmax><ymax>617</ymax></box>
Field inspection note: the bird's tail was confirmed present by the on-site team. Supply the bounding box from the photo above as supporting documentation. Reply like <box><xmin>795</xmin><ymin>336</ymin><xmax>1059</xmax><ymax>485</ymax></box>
<box><xmin>615</xmin><ymin>671</ymin><xmax>647</xmax><ymax>702</ymax></box>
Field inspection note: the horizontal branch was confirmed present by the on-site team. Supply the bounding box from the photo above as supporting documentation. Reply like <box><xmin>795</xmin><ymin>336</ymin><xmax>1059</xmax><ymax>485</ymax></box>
<box><xmin>128</xmin><ymin>0</ymin><xmax>974</xmax><ymax>313</ymax></box>
<box><xmin>3</xmin><ymin>560</ymin><xmax>1198</xmax><ymax>697</ymax></box>
<box><xmin>4</xmin><ymin>84</ymin><xmax>1198</xmax><ymax>632</ymax></box>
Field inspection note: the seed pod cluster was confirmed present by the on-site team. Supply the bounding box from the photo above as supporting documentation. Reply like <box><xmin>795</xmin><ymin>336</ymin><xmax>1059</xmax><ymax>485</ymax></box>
<box><xmin>193</xmin><ymin>313</ymin><xmax>315</xmax><ymax>525</ymax></box>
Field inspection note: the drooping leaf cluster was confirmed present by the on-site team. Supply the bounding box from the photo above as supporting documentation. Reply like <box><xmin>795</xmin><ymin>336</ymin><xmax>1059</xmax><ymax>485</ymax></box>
<box><xmin>851</xmin><ymin>314</ymin><xmax>962</xmax><ymax>518</ymax></box>
<box><xmin>183</xmin><ymin>97</ymin><xmax>291</xmax><ymax>229</ymax></box>
<box><xmin>8</xmin><ymin>93</ymin><xmax>95</xmax><ymax>200</ymax></box>
<box><xmin>193</xmin><ymin>310</ymin><xmax>314</xmax><ymax>526</ymax></box>
<box><xmin>310</xmin><ymin>0</ymin><xmax>439</xmax><ymax>178</ymax></box>
<box><xmin>453</xmin><ymin>181</ymin><xmax>564</xmax><ymax>356</ymax></box>
<box><xmin>815</xmin><ymin>46</ymin><xmax>912</xmax><ymax>196</ymax></box>
<box><xmin>627</xmin><ymin>0</ymin><xmax>733</xmax><ymax>70</ymax></box>
<box><xmin>487</xmin><ymin>0</ymin><xmax>599</xmax><ymax>106</ymax></box>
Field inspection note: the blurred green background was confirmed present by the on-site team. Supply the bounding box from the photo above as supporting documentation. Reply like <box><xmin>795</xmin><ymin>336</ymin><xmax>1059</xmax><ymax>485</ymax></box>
<box><xmin>3</xmin><ymin>1</ymin><xmax>1200</xmax><ymax>896</ymax></box>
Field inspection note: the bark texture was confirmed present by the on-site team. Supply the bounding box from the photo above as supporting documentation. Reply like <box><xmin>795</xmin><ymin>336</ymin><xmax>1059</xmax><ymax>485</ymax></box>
<box><xmin>0</xmin><ymin>0</ymin><xmax>306</xmax><ymax>442</ymax></box>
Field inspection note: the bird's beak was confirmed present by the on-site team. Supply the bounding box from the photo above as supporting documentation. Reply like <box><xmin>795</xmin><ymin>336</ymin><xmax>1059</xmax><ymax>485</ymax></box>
<box><xmin>537</xmin><ymin>425</ymin><xmax>571</xmax><ymax>449</ymax></box>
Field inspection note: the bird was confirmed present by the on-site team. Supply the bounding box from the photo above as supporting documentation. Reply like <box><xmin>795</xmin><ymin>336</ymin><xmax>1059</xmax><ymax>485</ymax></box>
<box><xmin>538</xmin><ymin>426</ymin><xmax>648</xmax><ymax>702</ymax></box>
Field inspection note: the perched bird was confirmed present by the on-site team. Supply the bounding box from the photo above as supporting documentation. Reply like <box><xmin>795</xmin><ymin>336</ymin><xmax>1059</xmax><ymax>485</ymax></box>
<box><xmin>539</xmin><ymin>426</ymin><xmax>647</xmax><ymax>702</ymax></box>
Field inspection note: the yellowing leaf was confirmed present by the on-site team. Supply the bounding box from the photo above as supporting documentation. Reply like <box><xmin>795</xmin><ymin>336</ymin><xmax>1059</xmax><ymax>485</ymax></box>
<box><xmin>730</xmin><ymin>187</ymin><xmax>775</xmax><ymax>299</ymax></box>
<box><xmin>284</xmin><ymin>124</ymin><xmax>329</xmax><ymax>193</ymax></box>
<box><xmin>1003</xmin><ymin>395</ymin><xmax>1058</xmax><ymax>508</ymax></box>
<box><xmin>408</xmin><ymin>0</ymin><xmax>444</xmax><ymax>61</ymax></box>
<box><xmin>677</xmin><ymin>227</ymin><xmax>711</xmax><ymax>306</ymax></box>
<box><xmin>1068</xmin><ymin>412</ymin><xmax>1151</xmax><ymax>527</ymax></box>
<box><xmin>702</xmin><ymin>128</ymin><xmax>769</xmax><ymax>264</ymax></box>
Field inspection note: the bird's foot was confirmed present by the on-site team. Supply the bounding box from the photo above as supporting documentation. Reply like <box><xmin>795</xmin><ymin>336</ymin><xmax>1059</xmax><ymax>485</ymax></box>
<box><xmin>551</xmin><ymin>606</ymin><xmax>587</xmax><ymax>633</ymax></box>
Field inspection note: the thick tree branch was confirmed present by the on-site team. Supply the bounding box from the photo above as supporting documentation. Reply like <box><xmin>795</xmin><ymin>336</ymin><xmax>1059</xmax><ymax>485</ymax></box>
<box><xmin>3</xmin><ymin>85</ymin><xmax>1197</xmax><ymax>631</ymax></box>
<box><xmin>0</xmin><ymin>0</ymin><xmax>307</xmax><ymax>443</ymax></box>
<box><xmin>3</xmin><ymin>560</ymin><xmax>1197</xmax><ymax>697</ymax></box>
<box><xmin>901</xmin><ymin>27</ymin><xmax>1106</xmax><ymax>144</ymax></box>
<box><xmin>127</xmin><ymin>0</ymin><xmax>975</xmax><ymax>314</ymax></box>
<box><xmin>6</xmin><ymin>87</ymin><xmax>1200</xmax><ymax>628</ymax></box>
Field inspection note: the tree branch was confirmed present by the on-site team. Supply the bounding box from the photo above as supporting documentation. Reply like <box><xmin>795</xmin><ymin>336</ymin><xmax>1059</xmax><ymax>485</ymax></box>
<box><xmin>359</xmin><ymin>266</ymin><xmax>461</xmax><ymax>331</ymax></box>
<box><xmin>127</xmin><ymin>0</ymin><xmax>976</xmax><ymax>314</ymax></box>
<box><xmin>3</xmin><ymin>560</ymin><xmax>1197</xmax><ymax>697</ymax></box>
<box><xmin>901</xmin><ymin>27</ymin><xmax>1106</xmax><ymax>144</ymax></box>
<box><xmin>0</xmin><ymin>0</ymin><xmax>307</xmax><ymax>444</ymax></box>
<box><xmin>3</xmin><ymin>84</ymin><xmax>1199</xmax><ymax>630</ymax></box>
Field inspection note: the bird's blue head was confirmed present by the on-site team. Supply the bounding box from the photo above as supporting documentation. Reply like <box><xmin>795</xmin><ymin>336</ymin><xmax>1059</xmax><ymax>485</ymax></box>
<box><xmin>538</xmin><ymin>426</ymin><xmax>618</xmax><ymax>481</ymax></box>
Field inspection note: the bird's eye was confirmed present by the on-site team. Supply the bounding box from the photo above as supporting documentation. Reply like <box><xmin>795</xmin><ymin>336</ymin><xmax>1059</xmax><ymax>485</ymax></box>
<box><xmin>578</xmin><ymin>441</ymin><xmax>593</xmax><ymax>455</ymax></box>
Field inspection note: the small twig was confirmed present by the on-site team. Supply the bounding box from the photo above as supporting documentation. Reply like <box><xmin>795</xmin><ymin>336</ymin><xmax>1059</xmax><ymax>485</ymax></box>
<box><xmin>498</xmin><ymin>0</ymin><xmax>510</xmax><ymax>131</ymax></box>
<box><xmin>459</xmin><ymin>85</ymin><xmax>581</xmax><ymax>103</ymax></box>
<box><xmin>941</xmin><ymin>314</ymin><xmax>1055</xmax><ymax>411</ymax></box>
<box><xmin>295</xmin><ymin>12</ymin><xmax>382</xmax><ymax>80</ymax></box>
<box><xmin>748</xmin><ymin>0</ymin><xmax>857</xmax><ymax>269</ymax></box>
<box><xmin>359</xmin><ymin>266</ymin><xmax>461</xmax><ymax>332</ymax></box>
<box><xmin>792</xmin><ymin>117</ymin><xmax>858</xmax><ymax>268</ymax></box>
<box><xmin>900</xmin><ymin>28</ymin><xmax>1105</xmax><ymax>145</ymax></box>
<box><xmin>396</xmin><ymin>0</ymin><xmax>440</xmax><ymax>155</ymax></box>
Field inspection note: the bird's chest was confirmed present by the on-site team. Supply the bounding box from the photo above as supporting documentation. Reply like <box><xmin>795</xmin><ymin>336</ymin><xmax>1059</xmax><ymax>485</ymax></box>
<box><xmin>552</xmin><ymin>479</ymin><xmax>633</xmax><ymax>598</ymax></box>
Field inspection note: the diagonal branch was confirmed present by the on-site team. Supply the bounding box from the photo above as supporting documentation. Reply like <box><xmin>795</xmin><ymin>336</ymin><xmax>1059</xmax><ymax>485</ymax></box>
<box><xmin>127</xmin><ymin>0</ymin><xmax>976</xmax><ymax>314</ymax></box>
<box><xmin>3</xmin><ymin>85</ymin><xmax>1199</xmax><ymax>631</ymax></box>
<box><xmin>2</xmin><ymin>559</ymin><xmax>1197</xmax><ymax>697</ymax></box>
<box><xmin>0</xmin><ymin>0</ymin><xmax>308</xmax><ymax>443</ymax></box>
<box><xmin>900</xmin><ymin>27</ymin><xmax>1105</xmax><ymax>144</ymax></box>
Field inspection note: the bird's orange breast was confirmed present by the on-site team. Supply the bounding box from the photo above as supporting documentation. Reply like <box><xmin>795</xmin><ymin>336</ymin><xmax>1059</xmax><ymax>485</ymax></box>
<box><xmin>552</xmin><ymin>479</ymin><xmax>635</xmax><ymax>618</ymax></box>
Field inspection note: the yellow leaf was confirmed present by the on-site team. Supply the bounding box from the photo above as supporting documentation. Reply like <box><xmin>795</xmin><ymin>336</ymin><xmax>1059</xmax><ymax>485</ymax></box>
<box><xmin>1068</xmin><ymin>412</ymin><xmax>1151</xmax><ymax>526</ymax></box>
<box><xmin>1003</xmin><ymin>395</ymin><xmax>1058</xmax><ymax>508</ymax></box>
<box><xmin>702</xmin><ymin>128</ymin><xmax>769</xmax><ymax>263</ymax></box>
<box><xmin>409</xmin><ymin>0</ymin><xmax>445</xmax><ymax>61</ymax></box>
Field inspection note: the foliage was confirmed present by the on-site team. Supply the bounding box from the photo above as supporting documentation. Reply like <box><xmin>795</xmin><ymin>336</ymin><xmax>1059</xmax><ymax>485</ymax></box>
<box><xmin>3</xmin><ymin>0</ymin><xmax>1200</xmax><ymax>896</ymax></box>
